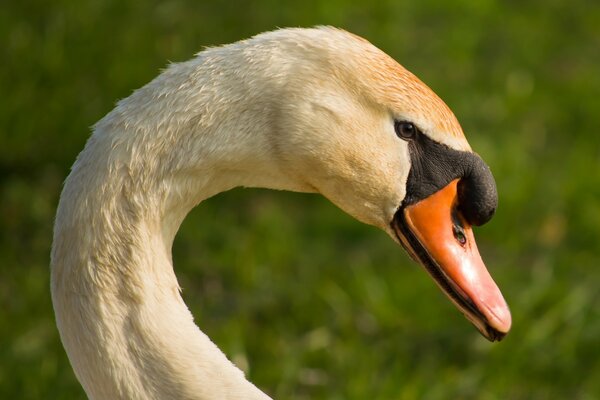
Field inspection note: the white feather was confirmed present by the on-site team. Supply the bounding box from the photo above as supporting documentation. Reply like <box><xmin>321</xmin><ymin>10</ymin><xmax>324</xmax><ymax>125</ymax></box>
<box><xmin>51</xmin><ymin>27</ymin><xmax>467</xmax><ymax>399</ymax></box>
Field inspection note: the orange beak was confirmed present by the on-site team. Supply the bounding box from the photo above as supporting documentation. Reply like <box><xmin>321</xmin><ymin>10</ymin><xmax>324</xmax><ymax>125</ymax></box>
<box><xmin>392</xmin><ymin>179</ymin><xmax>511</xmax><ymax>341</ymax></box>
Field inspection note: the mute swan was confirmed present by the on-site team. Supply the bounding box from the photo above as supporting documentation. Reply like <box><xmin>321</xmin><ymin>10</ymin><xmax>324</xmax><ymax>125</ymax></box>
<box><xmin>51</xmin><ymin>27</ymin><xmax>511</xmax><ymax>399</ymax></box>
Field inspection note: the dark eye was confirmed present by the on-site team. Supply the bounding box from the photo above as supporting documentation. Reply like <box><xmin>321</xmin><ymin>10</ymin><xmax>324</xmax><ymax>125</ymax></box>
<box><xmin>394</xmin><ymin>121</ymin><xmax>417</xmax><ymax>139</ymax></box>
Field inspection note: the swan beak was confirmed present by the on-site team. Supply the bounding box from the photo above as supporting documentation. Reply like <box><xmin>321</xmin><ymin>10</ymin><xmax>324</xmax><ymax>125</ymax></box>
<box><xmin>392</xmin><ymin>179</ymin><xmax>511</xmax><ymax>341</ymax></box>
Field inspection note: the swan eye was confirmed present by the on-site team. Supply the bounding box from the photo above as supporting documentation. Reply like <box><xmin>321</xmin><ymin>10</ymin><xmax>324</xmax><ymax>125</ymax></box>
<box><xmin>395</xmin><ymin>121</ymin><xmax>417</xmax><ymax>140</ymax></box>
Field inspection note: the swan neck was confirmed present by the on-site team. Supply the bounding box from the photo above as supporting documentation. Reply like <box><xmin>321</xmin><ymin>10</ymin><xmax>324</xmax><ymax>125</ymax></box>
<box><xmin>50</xmin><ymin>91</ymin><xmax>281</xmax><ymax>400</ymax></box>
<box><xmin>50</xmin><ymin>31</ymin><xmax>325</xmax><ymax>399</ymax></box>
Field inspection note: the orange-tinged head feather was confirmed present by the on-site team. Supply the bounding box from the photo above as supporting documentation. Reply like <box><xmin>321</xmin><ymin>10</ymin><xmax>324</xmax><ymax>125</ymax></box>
<box><xmin>317</xmin><ymin>27</ymin><xmax>470</xmax><ymax>150</ymax></box>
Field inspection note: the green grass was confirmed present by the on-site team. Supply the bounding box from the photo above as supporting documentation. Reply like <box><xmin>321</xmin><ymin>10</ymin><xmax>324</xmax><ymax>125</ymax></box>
<box><xmin>1</xmin><ymin>0</ymin><xmax>599</xmax><ymax>398</ymax></box>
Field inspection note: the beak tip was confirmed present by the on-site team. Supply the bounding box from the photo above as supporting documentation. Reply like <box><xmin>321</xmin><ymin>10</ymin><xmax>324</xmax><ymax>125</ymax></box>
<box><xmin>485</xmin><ymin>302</ymin><xmax>512</xmax><ymax>339</ymax></box>
<box><xmin>487</xmin><ymin>328</ymin><xmax>507</xmax><ymax>342</ymax></box>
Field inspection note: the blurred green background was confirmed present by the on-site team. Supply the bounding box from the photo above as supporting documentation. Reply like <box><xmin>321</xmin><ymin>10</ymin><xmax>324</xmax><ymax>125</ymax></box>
<box><xmin>2</xmin><ymin>0</ymin><xmax>599</xmax><ymax>398</ymax></box>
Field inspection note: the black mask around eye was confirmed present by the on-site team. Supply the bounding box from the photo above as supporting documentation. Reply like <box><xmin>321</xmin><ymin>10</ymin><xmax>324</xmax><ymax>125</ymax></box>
<box><xmin>400</xmin><ymin>128</ymin><xmax>497</xmax><ymax>226</ymax></box>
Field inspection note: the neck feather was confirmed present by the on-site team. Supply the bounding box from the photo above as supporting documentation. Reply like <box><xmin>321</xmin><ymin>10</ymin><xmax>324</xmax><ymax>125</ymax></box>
<box><xmin>49</xmin><ymin>49</ymin><xmax>308</xmax><ymax>399</ymax></box>
<box><xmin>51</xmin><ymin>143</ymin><xmax>274</xmax><ymax>400</ymax></box>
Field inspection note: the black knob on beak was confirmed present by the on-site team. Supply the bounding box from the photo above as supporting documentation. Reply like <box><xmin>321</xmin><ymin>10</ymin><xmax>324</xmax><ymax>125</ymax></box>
<box><xmin>457</xmin><ymin>153</ymin><xmax>498</xmax><ymax>226</ymax></box>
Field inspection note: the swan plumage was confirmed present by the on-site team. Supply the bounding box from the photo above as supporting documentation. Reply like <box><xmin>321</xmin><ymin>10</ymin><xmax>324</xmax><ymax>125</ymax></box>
<box><xmin>51</xmin><ymin>27</ymin><xmax>510</xmax><ymax>399</ymax></box>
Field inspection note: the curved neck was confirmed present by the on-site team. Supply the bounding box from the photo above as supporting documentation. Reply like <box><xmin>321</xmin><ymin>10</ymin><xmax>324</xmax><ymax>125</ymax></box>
<box><xmin>51</xmin><ymin>148</ymin><xmax>276</xmax><ymax>400</ymax></box>
<box><xmin>49</xmin><ymin>54</ymin><xmax>309</xmax><ymax>399</ymax></box>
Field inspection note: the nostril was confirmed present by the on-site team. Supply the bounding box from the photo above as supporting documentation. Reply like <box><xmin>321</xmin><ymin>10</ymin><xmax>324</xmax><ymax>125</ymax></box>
<box><xmin>451</xmin><ymin>207</ymin><xmax>468</xmax><ymax>246</ymax></box>
<box><xmin>453</xmin><ymin>224</ymin><xmax>467</xmax><ymax>246</ymax></box>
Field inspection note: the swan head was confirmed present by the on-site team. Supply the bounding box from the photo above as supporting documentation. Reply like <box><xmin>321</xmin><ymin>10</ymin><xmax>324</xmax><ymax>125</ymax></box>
<box><xmin>113</xmin><ymin>27</ymin><xmax>510</xmax><ymax>340</ymax></box>
<box><xmin>264</xmin><ymin>27</ymin><xmax>511</xmax><ymax>340</ymax></box>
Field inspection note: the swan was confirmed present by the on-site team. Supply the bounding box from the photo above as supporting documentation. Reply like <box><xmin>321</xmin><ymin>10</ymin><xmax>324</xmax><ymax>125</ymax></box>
<box><xmin>51</xmin><ymin>27</ymin><xmax>511</xmax><ymax>399</ymax></box>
